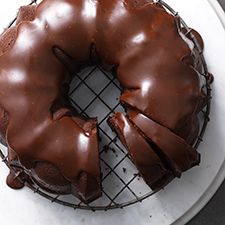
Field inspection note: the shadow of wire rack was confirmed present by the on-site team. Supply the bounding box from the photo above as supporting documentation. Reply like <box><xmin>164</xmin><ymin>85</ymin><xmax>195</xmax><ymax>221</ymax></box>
<box><xmin>0</xmin><ymin>0</ymin><xmax>212</xmax><ymax>211</ymax></box>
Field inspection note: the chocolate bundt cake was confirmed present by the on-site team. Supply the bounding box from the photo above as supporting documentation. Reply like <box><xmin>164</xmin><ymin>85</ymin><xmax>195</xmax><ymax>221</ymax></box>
<box><xmin>0</xmin><ymin>0</ymin><xmax>209</xmax><ymax>203</ymax></box>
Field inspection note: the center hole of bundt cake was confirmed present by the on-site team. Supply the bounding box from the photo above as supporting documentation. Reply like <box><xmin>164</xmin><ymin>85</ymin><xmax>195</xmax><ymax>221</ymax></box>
<box><xmin>68</xmin><ymin>65</ymin><xmax>125</xmax><ymax>134</ymax></box>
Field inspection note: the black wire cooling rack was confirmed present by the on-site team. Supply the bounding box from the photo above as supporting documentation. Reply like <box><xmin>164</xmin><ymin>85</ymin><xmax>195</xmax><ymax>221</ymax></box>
<box><xmin>0</xmin><ymin>0</ymin><xmax>212</xmax><ymax>211</ymax></box>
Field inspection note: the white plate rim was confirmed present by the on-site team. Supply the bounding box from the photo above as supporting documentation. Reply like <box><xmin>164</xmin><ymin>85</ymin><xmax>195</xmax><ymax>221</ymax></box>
<box><xmin>172</xmin><ymin>1</ymin><xmax>225</xmax><ymax>224</ymax></box>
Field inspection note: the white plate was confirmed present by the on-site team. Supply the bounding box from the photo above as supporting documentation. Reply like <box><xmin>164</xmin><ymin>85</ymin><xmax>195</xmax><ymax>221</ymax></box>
<box><xmin>0</xmin><ymin>0</ymin><xmax>225</xmax><ymax>224</ymax></box>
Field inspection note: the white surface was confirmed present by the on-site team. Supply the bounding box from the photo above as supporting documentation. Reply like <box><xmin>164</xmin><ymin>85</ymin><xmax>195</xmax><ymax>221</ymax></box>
<box><xmin>0</xmin><ymin>0</ymin><xmax>225</xmax><ymax>225</ymax></box>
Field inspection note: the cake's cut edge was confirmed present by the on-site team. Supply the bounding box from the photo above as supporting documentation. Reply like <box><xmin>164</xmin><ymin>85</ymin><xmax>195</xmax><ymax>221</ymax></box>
<box><xmin>108</xmin><ymin>112</ymin><xmax>174</xmax><ymax>191</ymax></box>
<box><xmin>127</xmin><ymin>110</ymin><xmax>201</xmax><ymax>176</ymax></box>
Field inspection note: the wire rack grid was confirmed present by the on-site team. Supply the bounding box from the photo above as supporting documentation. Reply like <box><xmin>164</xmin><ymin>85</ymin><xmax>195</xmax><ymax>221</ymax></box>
<box><xmin>0</xmin><ymin>0</ymin><xmax>212</xmax><ymax>211</ymax></box>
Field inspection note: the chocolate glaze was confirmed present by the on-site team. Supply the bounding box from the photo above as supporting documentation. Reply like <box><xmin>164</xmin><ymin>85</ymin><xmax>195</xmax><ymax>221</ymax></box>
<box><xmin>0</xmin><ymin>0</ymin><xmax>207</xmax><ymax>200</ymax></box>
<box><xmin>0</xmin><ymin>1</ymin><xmax>102</xmax><ymax>203</ymax></box>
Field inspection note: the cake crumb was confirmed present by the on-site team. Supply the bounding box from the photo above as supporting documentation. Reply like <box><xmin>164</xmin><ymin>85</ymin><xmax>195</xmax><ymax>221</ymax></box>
<box><xmin>103</xmin><ymin>145</ymin><xmax>116</xmax><ymax>154</ymax></box>
<box><xmin>113</xmin><ymin>137</ymin><xmax>118</xmax><ymax>143</ymax></box>
<box><xmin>133</xmin><ymin>173</ymin><xmax>141</xmax><ymax>180</ymax></box>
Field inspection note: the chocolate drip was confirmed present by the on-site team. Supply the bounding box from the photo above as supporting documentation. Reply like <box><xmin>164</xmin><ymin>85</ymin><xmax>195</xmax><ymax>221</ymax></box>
<box><xmin>6</xmin><ymin>171</ymin><xmax>25</xmax><ymax>190</ymax></box>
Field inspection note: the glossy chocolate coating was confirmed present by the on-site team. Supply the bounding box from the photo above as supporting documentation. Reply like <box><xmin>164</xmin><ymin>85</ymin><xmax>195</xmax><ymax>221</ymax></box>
<box><xmin>0</xmin><ymin>0</ymin><xmax>206</xmax><ymax>200</ymax></box>
<box><xmin>0</xmin><ymin>1</ymin><xmax>102</xmax><ymax>203</ymax></box>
